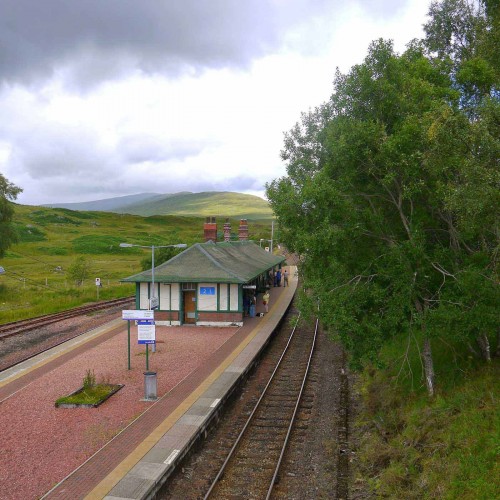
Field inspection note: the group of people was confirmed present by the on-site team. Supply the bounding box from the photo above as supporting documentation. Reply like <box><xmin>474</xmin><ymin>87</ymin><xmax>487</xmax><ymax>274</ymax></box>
<box><xmin>272</xmin><ymin>268</ymin><xmax>288</xmax><ymax>287</ymax></box>
<box><xmin>242</xmin><ymin>267</ymin><xmax>289</xmax><ymax>317</ymax></box>
<box><xmin>267</xmin><ymin>268</ymin><xmax>289</xmax><ymax>288</ymax></box>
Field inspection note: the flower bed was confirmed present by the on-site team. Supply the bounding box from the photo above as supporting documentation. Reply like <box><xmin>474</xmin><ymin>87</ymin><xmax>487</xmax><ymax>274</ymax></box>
<box><xmin>55</xmin><ymin>384</ymin><xmax>124</xmax><ymax>408</ymax></box>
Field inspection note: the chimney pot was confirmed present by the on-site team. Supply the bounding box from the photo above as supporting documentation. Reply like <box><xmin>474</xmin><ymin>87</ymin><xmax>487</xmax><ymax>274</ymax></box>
<box><xmin>238</xmin><ymin>219</ymin><xmax>249</xmax><ymax>240</ymax></box>
<box><xmin>204</xmin><ymin>216</ymin><xmax>217</xmax><ymax>242</ymax></box>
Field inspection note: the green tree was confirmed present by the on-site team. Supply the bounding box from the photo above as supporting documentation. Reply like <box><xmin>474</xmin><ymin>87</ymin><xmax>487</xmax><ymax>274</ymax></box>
<box><xmin>267</xmin><ymin>2</ymin><xmax>499</xmax><ymax>396</ymax></box>
<box><xmin>67</xmin><ymin>256</ymin><xmax>92</xmax><ymax>286</ymax></box>
<box><xmin>0</xmin><ymin>173</ymin><xmax>22</xmax><ymax>258</ymax></box>
<box><xmin>140</xmin><ymin>246</ymin><xmax>184</xmax><ymax>272</ymax></box>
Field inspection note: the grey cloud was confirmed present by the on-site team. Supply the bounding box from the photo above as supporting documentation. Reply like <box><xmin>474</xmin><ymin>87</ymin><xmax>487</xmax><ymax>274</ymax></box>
<box><xmin>0</xmin><ymin>0</ymin><xmax>337</xmax><ymax>88</ymax></box>
<box><xmin>8</xmin><ymin>124</ymin><xmax>115</xmax><ymax>180</ymax></box>
<box><xmin>118</xmin><ymin>136</ymin><xmax>214</xmax><ymax>164</ymax></box>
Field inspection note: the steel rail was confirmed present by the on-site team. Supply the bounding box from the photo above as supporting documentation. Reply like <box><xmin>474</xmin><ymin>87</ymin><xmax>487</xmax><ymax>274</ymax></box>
<box><xmin>204</xmin><ymin>313</ymin><xmax>318</xmax><ymax>499</ymax></box>
<box><xmin>0</xmin><ymin>297</ymin><xmax>134</xmax><ymax>339</ymax></box>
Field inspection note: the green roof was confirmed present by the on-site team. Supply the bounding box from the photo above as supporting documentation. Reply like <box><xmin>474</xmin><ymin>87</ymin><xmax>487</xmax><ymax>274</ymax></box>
<box><xmin>121</xmin><ymin>240</ymin><xmax>285</xmax><ymax>284</ymax></box>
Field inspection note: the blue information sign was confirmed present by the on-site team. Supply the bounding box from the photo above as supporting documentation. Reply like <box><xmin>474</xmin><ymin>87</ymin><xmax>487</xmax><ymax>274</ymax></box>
<box><xmin>200</xmin><ymin>287</ymin><xmax>216</xmax><ymax>295</ymax></box>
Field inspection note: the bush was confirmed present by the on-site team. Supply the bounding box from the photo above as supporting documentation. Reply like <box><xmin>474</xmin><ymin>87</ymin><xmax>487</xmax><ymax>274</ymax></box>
<box><xmin>72</xmin><ymin>235</ymin><xmax>125</xmax><ymax>254</ymax></box>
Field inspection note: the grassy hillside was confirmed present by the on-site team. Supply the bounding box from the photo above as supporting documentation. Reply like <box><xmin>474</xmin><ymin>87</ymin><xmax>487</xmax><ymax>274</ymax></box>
<box><xmin>353</xmin><ymin>333</ymin><xmax>499</xmax><ymax>499</ymax></box>
<box><xmin>42</xmin><ymin>191</ymin><xmax>274</xmax><ymax>219</ymax></box>
<box><xmin>117</xmin><ymin>191</ymin><xmax>274</xmax><ymax>219</ymax></box>
<box><xmin>0</xmin><ymin>204</ymin><xmax>274</xmax><ymax>323</ymax></box>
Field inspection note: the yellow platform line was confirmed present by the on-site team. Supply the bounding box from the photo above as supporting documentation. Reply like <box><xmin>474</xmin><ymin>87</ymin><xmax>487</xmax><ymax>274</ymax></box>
<box><xmin>85</xmin><ymin>285</ymin><xmax>294</xmax><ymax>499</ymax></box>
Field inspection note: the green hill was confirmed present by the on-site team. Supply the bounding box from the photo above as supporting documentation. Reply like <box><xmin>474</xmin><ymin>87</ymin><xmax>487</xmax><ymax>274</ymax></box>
<box><xmin>43</xmin><ymin>191</ymin><xmax>274</xmax><ymax>220</ymax></box>
<box><xmin>117</xmin><ymin>191</ymin><xmax>273</xmax><ymax>219</ymax></box>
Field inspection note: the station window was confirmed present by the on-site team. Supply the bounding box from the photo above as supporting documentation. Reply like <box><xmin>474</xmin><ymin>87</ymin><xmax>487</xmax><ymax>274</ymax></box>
<box><xmin>182</xmin><ymin>283</ymin><xmax>196</xmax><ymax>291</ymax></box>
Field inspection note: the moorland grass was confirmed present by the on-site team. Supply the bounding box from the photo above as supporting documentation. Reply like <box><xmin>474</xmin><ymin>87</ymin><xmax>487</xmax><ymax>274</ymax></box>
<box><xmin>0</xmin><ymin>204</ymin><xmax>274</xmax><ymax>323</ymax></box>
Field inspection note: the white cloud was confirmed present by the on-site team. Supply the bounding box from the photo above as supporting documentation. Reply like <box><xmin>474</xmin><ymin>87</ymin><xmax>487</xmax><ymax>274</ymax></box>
<box><xmin>0</xmin><ymin>0</ymin><xmax>430</xmax><ymax>205</ymax></box>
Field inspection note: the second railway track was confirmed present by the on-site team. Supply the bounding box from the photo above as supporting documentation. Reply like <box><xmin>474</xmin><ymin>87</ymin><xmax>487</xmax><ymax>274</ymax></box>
<box><xmin>0</xmin><ymin>296</ymin><xmax>134</xmax><ymax>339</ymax></box>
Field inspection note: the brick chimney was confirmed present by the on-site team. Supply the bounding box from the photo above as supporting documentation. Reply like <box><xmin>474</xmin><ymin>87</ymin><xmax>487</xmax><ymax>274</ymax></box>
<box><xmin>223</xmin><ymin>218</ymin><xmax>231</xmax><ymax>242</ymax></box>
<box><xmin>204</xmin><ymin>217</ymin><xmax>217</xmax><ymax>242</ymax></box>
<box><xmin>238</xmin><ymin>219</ymin><xmax>249</xmax><ymax>240</ymax></box>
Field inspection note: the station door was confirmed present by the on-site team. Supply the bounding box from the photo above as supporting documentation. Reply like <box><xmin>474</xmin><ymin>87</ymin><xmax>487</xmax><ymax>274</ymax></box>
<box><xmin>183</xmin><ymin>290</ymin><xmax>196</xmax><ymax>324</ymax></box>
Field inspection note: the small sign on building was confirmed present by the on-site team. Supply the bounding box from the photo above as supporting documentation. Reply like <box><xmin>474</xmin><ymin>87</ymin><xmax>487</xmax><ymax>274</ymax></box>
<box><xmin>150</xmin><ymin>296</ymin><xmax>159</xmax><ymax>310</ymax></box>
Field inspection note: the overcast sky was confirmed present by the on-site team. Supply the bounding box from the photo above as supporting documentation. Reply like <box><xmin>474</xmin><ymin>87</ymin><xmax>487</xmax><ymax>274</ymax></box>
<box><xmin>0</xmin><ymin>0</ymin><xmax>429</xmax><ymax>206</ymax></box>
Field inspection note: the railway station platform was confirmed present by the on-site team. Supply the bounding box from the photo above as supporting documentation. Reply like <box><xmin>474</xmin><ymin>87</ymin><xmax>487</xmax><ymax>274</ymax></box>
<box><xmin>0</xmin><ymin>267</ymin><xmax>297</xmax><ymax>500</ymax></box>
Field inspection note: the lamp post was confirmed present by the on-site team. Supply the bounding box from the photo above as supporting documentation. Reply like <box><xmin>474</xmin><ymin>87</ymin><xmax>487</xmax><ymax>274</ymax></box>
<box><xmin>120</xmin><ymin>242</ymin><xmax>187</xmax><ymax>355</ymax></box>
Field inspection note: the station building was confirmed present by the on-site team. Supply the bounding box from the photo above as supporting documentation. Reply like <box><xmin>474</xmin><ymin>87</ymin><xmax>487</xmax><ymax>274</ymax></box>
<box><xmin>121</xmin><ymin>218</ymin><xmax>285</xmax><ymax>327</ymax></box>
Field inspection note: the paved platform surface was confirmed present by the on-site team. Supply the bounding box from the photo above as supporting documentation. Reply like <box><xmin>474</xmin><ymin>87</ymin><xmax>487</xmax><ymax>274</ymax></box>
<box><xmin>1</xmin><ymin>268</ymin><xmax>296</xmax><ymax>500</ymax></box>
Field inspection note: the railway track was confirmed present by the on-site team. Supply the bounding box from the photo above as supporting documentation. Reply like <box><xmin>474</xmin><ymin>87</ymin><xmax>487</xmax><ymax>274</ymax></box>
<box><xmin>0</xmin><ymin>296</ymin><xmax>134</xmax><ymax>340</ymax></box>
<box><xmin>204</xmin><ymin>314</ymin><xmax>318</xmax><ymax>499</ymax></box>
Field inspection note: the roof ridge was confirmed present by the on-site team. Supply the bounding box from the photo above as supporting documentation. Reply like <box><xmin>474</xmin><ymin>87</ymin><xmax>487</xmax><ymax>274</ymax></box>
<box><xmin>196</xmin><ymin>244</ymin><xmax>246</xmax><ymax>282</ymax></box>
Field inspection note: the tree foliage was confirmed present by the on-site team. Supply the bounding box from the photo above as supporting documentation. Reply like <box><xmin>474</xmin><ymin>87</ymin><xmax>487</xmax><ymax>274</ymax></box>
<box><xmin>0</xmin><ymin>173</ymin><xmax>22</xmax><ymax>258</ymax></box>
<box><xmin>67</xmin><ymin>256</ymin><xmax>92</xmax><ymax>286</ymax></box>
<box><xmin>140</xmin><ymin>246</ymin><xmax>185</xmax><ymax>271</ymax></box>
<box><xmin>266</xmin><ymin>0</ymin><xmax>499</xmax><ymax>394</ymax></box>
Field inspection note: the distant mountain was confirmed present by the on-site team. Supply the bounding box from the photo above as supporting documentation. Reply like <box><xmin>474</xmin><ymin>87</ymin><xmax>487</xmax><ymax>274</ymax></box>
<box><xmin>43</xmin><ymin>191</ymin><xmax>273</xmax><ymax>219</ymax></box>
<box><xmin>43</xmin><ymin>192</ymin><xmax>166</xmax><ymax>212</ymax></box>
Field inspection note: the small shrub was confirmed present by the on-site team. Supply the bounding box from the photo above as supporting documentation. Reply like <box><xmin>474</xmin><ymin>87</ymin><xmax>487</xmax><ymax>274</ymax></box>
<box><xmin>83</xmin><ymin>369</ymin><xmax>96</xmax><ymax>389</ymax></box>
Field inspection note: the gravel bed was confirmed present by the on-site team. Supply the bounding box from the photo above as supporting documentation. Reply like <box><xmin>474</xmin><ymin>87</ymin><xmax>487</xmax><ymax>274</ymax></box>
<box><xmin>0</xmin><ymin>318</ymin><xmax>240</xmax><ymax>500</ymax></box>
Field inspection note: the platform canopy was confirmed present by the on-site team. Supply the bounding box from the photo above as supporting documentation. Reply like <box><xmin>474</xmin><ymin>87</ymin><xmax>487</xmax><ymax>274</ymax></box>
<box><xmin>121</xmin><ymin>240</ymin><xmax>285</xmax><ymax>285</ymax></box>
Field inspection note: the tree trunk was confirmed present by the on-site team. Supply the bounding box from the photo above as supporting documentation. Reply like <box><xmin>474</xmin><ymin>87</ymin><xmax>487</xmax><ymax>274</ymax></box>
<box><xmin>422</xmin><ymin>338</ymin><xmax>435</xmax><ymax>397</ymax></box>
<box><xmin>476</xmin><ymin>333</ymin><xmax>491</xmax><ymax>362</ymax></box>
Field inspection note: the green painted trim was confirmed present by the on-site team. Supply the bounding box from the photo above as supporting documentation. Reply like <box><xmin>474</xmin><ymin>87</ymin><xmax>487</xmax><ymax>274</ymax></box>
<box><xmin>238</xmin><ymin>284</ymin><xmax>243</xmax><ymax>312</ymax></box>
<box><xmin>135</xmin><ymin>284</ymin><xmax>140</xmax><ymax>309</ymax></box>
<box><xmin>217</xmin><ymin>283</ymin><xmax>220</xmax><ymax>312</ymax></box>
<box><xmin>195</xmin><ymin>284</ymin><xmax>198</xmax><ymax>320</ymax></box>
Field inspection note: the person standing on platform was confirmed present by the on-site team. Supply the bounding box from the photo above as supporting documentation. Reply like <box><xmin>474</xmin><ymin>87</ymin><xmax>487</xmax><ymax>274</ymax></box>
<box><xmin>276</xmin><ymin>269</ymin><xmax>282</xmax><ymax>287</ymax></box>
<box><xmin>263</xmin><ymin>290</ymin><xmax>270</xmax><ymax>313</ymax></box>
<box><xmin>283</xmin><ymin>269</ymin><xmax>289</xmax><ymax>287</ymax></box>
<box><xmin>243</xmin><ymin>294</ymin><xmax>250</xmax><ymax>316</ymax></box>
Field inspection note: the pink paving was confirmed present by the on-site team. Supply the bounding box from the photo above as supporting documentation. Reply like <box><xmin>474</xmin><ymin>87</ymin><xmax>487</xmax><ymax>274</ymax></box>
<box><xmin>0</xmin><ymin>322</ymin><xmax>243</xmax><ymax>500</ymax></box>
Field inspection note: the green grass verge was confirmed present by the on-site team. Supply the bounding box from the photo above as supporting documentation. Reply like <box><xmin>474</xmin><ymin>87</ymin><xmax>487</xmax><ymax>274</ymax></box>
<box><xmin>354</xmin><ymin>334</ymin><xmax>499</xmax><ymax>499</ymax></box>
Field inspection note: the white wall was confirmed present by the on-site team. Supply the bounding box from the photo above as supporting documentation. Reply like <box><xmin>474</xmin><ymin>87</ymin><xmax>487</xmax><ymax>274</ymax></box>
<box><xmin>219</xmin><ymin>284</ymin><xmax>229</xmax><ymax>311</ymax></box>
<box><xmin>139</xmin><ymin>282</ymin><xmax>149</xmax><ymax>309</ymax></box>
<box><xmin>230</xmin><ymin>284</ymin><xmax>239</xmax><ymax>311</ymax></box>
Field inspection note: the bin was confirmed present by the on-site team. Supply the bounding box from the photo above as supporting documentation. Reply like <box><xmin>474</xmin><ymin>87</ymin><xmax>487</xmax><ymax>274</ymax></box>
<box><xmin>143</xmin><ymin>371</ymin><xmax>157</xmax><ymax>400</ymax></box>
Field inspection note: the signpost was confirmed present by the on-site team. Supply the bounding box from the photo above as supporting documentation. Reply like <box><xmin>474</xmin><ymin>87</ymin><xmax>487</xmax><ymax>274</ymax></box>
<box><xmin>95</xmin><ymin>277</ymin><xmax>101</xmax><ymax>299</ymax></box>
<box><xmin>138</xmin><ymin>320</ymin><xmax>156</xmax><ymax>370</ymax></box>
<box><xmin>138</xmin><ymin>320</ymin><xmax>156</xmax><ymax>344</ymax></box>
<box><xmin>122</xmin><ymin>310</ymin><xmax>156</xmax><ymax>370</ymax></box>
<box><xmin>122</xmin><ymin>310</ymin><xmax>154</xmax><ymax>321</ymax></box>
